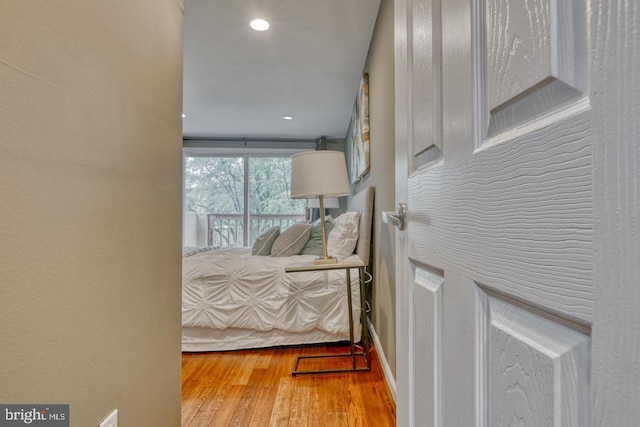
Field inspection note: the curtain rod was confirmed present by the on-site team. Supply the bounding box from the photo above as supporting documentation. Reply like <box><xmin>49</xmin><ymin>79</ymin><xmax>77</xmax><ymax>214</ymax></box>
<box><xmin>183</xmin><ymin>136</ymin><xmax>344</xmax><ymax>151</ymax></box>
<box><xmin>183</xmin><ymin>137</ymin><xmax>319</xmax><ymax>145</ymax></box>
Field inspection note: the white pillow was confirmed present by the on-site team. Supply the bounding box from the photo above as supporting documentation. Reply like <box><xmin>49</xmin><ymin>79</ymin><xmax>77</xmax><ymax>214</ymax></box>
<box><xmin>327</xmin><ymin>212</ymin><xmax>360</xmax><ymax>258</ymax></box>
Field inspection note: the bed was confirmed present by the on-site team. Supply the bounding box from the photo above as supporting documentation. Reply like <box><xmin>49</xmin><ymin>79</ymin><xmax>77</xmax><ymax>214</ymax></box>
<box><xmin>181</xmin><ymin>186</ymin><xmax>375</xmax><ymax>352</ymax></box>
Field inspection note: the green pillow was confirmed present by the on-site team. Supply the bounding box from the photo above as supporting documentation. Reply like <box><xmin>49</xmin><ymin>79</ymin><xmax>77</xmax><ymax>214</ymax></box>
<box><xmin>251</xmin><ymin>226</ymin><xmax>280</xmax><ymax>256</ymax></box>
<box><xmin>301</xmin><ymin>216</ymin><xmax>335</xmax><ymax>256</ymax></box>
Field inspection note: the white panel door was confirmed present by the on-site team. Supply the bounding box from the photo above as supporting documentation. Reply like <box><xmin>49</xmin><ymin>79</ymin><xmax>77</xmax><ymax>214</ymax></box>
<box><xmin>394</xmin><ymin>0</ymin><xmax>640</xmax><ymax>425</ymax></box>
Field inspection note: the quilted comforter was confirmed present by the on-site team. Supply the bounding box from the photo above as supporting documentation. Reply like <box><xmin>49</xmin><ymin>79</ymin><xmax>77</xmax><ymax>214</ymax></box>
<box><xmin>182</xmin><ymin>248</ymin><xmax>362</xmax><ymax>337</ymax></box>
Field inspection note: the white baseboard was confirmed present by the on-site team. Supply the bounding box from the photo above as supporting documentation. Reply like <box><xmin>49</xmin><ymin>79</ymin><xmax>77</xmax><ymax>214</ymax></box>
<box><xmin>367</xmin><ymin>318</ymin><xmax>396</xmax><ymax>403</ymax></box>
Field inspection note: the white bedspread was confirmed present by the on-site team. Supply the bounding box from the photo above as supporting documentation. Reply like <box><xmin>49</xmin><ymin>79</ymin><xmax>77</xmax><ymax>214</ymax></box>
<box><xmin>182</xmin><ymin>248</ymin><xmax>362</xmax><ymax>340</ymax></box>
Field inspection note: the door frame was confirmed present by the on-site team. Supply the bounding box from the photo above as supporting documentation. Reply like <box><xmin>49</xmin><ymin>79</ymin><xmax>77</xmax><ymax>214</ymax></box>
<box><xmin>394</xmin><ymin>0</ymin><xmax>412</xmax><ymax>425</ymax></box>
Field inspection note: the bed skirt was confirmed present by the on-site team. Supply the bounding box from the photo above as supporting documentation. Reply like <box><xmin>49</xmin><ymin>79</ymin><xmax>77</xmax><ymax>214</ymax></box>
<box><xmin>182</xmin><ymin>324</ymin><xmax>362</xmax><ymax>352</ymax></box>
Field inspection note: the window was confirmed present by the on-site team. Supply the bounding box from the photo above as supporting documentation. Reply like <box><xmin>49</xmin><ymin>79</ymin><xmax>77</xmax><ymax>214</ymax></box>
<box><xmin>183</xmin><ymin>155</ymin><xmax>307</xmax><ymax>248</ymax></box>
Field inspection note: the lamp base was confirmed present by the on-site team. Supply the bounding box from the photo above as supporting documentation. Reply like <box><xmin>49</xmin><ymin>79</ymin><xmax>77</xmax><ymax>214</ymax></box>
<box><xmin>314</xmin><ymin>256</ymin><xmax>338</xmax><ymax>265</ymax></box>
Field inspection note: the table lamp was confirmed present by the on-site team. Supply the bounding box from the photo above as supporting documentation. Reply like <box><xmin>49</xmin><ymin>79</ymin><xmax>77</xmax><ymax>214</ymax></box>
<box><xmin>307</xmin><ymin>197</ymin><xmax>340</xmax><ymax>209</ymax></box>
<box><xmin>290</xmin><ymin>151</ymin><xmax>351</xmax><ymax>264</ymax></box>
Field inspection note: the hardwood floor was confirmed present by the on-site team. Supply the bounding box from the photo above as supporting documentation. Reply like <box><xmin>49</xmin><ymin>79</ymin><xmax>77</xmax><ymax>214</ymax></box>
<box><xmin>182</xmin><ymin>343</ymin><xmax>396</xmax><ymax>426</ymax></box>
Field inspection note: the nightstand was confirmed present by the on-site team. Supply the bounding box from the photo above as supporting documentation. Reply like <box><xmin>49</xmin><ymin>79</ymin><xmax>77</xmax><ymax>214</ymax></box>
<box><xmin>285</xmin><ymin>259</ymin><xmax>370</xmax><ymax>375</ymax></box>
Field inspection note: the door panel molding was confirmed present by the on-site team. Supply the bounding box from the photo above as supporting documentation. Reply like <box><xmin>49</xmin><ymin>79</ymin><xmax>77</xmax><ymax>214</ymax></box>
<box><xmin>475</xmin><ymin>0</ymin><xmax>588</xmax><ymax>140</ymax></box>
<box><xmin>477</xmin><ymin>288</ymin><xmax>591</xmax><ymax>426</ymax></box>
<box><xmin>412</xmin><ymin>0</ymin><xmax>443</xmax><ymax>168</ymax></box>
<box><xmin>477</xmin><ymin>282</ymin><xmax>592</xmax><ymax>335</ymax></box>
<box><xmin>408</xmin><ymin>106</ymin><xmax>593</xmax><ymax>322</ymax></box>
<box><xmin>413</xmin><ymin>267</ymin><xmax>444</xmax><ymax>427</ymax></box>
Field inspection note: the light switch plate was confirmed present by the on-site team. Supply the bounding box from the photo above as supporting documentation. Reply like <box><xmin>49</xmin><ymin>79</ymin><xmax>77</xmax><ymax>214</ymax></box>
<box><xmin>99</xmin><ymin>409</ymin><xmax>118</xmax><ymax>427</ymax></box>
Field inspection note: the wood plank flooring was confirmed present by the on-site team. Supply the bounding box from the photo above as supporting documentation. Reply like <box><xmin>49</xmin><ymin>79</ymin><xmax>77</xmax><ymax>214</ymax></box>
<box><xmin>182</xmin><ymin>343</ymin><xmax>396</xmax><ymax>426</ymax></box>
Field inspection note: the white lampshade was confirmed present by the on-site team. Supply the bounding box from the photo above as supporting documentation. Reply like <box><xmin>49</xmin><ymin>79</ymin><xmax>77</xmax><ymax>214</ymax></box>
<box><xmin>290</xmin><ymin>151</ymin><xmax>351</xmax><ymax>199</ymax></box>
<box><xmin>307</xmin><ymin>197</ymin><xmax>339</xmax><ymax>209</ymax></box>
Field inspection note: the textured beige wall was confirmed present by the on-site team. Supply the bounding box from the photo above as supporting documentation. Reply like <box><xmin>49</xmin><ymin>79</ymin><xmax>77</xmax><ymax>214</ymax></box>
<box><xmin>351</xmin><ymin>0</ymin><xmax>396</xmax><ymax>378</ymax></box>
<box><xmin>0</xmin><ymin>1</ymin><xmax>184</xmax><ymax>426</ymax></box>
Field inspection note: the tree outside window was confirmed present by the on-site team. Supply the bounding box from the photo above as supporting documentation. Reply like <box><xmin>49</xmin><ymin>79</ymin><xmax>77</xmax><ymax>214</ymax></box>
<box><xmin>183</xmin><ymin>156</ymin><xmax>307</xmax><ymax>247</ymax></box>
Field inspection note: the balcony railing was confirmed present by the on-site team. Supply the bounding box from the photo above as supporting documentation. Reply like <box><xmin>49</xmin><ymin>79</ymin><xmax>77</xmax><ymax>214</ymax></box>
<box><xmin>183</xmin><ymin>213</ymin><xmax>306</xmax><ymax>248</ymax></box>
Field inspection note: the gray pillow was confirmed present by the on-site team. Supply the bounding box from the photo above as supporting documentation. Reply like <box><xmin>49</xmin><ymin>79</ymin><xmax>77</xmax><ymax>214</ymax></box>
<box><xmin>301</xmin><ymin>216</ymin><xmax>334</xmax><ymax>256</ymax></box>
<box><xmin>251</xmin><ymin>226</ymin><xmax>280</xmax><ymax>256</ymax></box>
<box><xmin>271</xmin><ymin>222</ymin><xmax>312</xmax><ymax>257</ymax></box>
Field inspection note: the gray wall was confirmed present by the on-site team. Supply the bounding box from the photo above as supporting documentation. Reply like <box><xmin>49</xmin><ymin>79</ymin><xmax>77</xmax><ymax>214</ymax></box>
<box><xmin>0</xmin><ymin>1</ymin><xmax>184</xmax><ymax>425</ymax></box>
<box><xmin>349</xmin><ymin>0</ymin><xmax>396</xmax><ymax>378</ymax></box>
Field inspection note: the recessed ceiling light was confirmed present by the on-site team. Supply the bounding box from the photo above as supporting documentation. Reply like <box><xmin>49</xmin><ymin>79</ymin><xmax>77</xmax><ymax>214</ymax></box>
<box><xmin>281</xmin><ymin>116</ymin><xmax>293</xmax><ymax>120</ymax></box>
<box><xmin>182</xmin><ymin>113</ymin><xmax>186</xmax><ymax>118</ymax></box>
<box><xmin>250</xmin><ymin>19</ymin><xmax>270</xmax><ymax>31</ymax></box>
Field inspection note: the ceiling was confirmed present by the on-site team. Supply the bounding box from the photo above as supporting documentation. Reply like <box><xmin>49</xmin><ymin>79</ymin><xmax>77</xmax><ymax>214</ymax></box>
<box><xmin>182</xmin><ymin>0</ymin><xmax>381</xmax><ymax>141</ymax></box>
